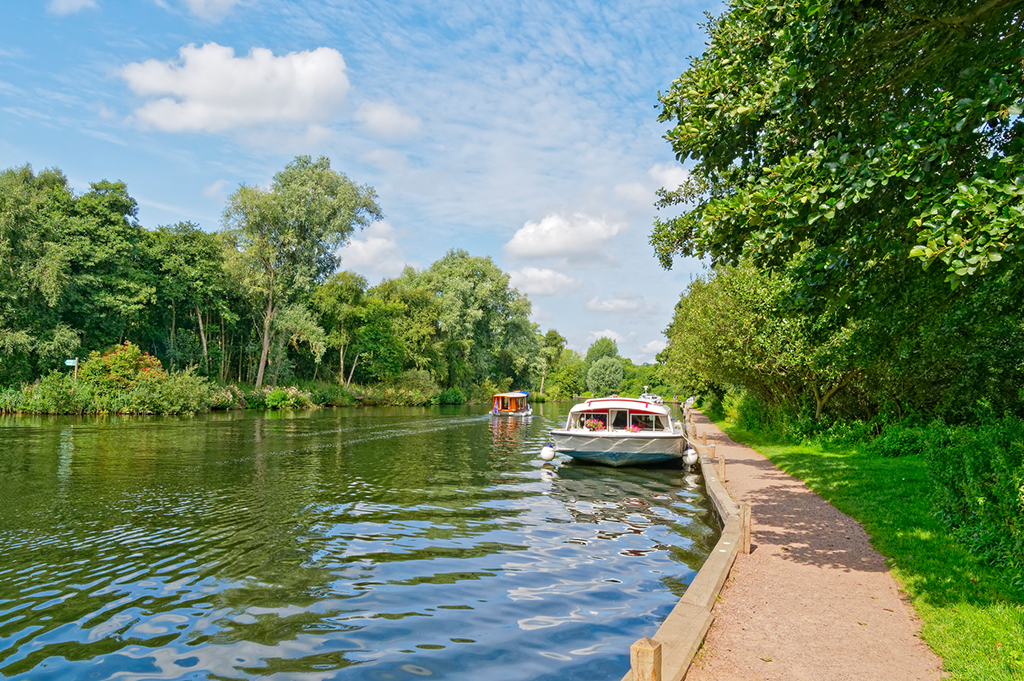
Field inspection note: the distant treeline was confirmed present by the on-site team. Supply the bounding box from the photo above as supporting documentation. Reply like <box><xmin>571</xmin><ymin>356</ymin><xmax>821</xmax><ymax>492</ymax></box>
<box><xmin>0</xmin><ymin>157</ymin><xmax>677</xmax><ymax>409</ymax></box>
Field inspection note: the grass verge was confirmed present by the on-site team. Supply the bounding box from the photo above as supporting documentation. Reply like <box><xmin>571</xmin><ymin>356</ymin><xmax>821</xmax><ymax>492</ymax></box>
<box><xmin>712</xmin><ymin>417</ymin><xmax>1024</xmax><ymax>680</ymax></box>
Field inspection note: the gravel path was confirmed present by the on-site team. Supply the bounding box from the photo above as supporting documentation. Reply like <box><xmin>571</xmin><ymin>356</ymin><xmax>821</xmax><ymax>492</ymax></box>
<box><xmin>685</xmin><ymin>411</ymin><xmax>945</xmax><ymax>680</ymax></box>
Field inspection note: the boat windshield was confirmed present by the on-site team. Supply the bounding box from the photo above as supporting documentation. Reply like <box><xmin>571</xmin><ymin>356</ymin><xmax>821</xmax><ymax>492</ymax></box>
<box><xmin>569</xmin><ymin>410</ymin><xmax>668</xmax><ymax>431</ymax></box>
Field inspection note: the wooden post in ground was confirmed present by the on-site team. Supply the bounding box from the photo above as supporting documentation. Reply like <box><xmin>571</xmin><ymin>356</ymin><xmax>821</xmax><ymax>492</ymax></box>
<box><xmin>702</xmin><ymin>431</ymin><xmax>707</xmax><ymax>446</ymax></box>
<box><xmin>630</xmin><ymin>637</ymin><xmax>662</xmax><ymax>681</ymax></box>
<box><xmin>710</xmin><ymin>444</ymin><xmax>716</xmax><ymax>459</ymax></box>
<box><xmin>741</xmin><ymin>503</ymin><xmax>751</xmax><ymax>554</ymax></box>
<box><xmin>718</xmin><ymin>452</ymin><xmax>726</xmax><ymax>481</ymax></box>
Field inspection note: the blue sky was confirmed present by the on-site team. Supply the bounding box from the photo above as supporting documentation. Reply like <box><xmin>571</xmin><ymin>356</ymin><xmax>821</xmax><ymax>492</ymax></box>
<box><xmin>1</xmin><ymin>0</ymin><xmax>721</xmax><ymax>363</ymax></box>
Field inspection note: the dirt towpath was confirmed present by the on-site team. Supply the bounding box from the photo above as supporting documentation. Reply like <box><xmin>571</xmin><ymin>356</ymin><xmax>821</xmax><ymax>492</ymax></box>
<box><xmin>684</xmin><ymin>411</ymin><xmax>945</xmax><ymax>680</ymax></box>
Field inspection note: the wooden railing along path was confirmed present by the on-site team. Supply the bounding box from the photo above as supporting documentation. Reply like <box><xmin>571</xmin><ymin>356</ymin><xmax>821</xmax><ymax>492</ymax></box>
<box><xmin>621</xmin><ymin>407</ymin><xmax>751</xmax><ymax>681</ymax></box>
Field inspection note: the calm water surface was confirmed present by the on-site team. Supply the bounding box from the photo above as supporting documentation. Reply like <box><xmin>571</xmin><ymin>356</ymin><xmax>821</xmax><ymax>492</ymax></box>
<box><xmin>0</xmin><ymin>403</ymin><xmax>718</xmax><ymax>680</ymax></box>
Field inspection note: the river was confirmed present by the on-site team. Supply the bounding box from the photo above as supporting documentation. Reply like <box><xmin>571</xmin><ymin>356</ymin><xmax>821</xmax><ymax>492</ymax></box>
<box><xmin>0</xmin><ymin>403</ymin><xmax>718</xmax><ymax>680</ymax></box>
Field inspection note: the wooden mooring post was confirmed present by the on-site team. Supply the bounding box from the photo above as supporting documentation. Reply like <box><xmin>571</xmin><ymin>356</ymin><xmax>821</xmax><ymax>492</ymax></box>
<box><xmin>630</xmin><ymin>637</ymin><xmax>662</xmax><ymax>681</ymax></box>
<box><xmin>741</xmin><ymin>503</ymin><xmax>751</xmax><ymax>554</ymax></box>
<box><xmin>702</xmin><ymin>431</ymin><xmax>707</xmax><ymax>446</ymax></box>
<box><xmin>718</xmin><ymin>452</ymin><xmax>726</xmax><ymax>481</ymax></box>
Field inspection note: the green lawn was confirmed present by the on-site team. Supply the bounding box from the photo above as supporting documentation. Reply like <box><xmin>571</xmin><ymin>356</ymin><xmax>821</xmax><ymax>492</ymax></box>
<box><xmin>713</xmin><ymin>419</ymin><xmax>1024</xmax><ymax>680</ymax></box>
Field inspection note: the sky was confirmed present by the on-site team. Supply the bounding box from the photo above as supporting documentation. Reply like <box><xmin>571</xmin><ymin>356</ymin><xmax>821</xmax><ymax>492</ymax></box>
<box><xmin>1</xmin><ymin>0</ymin><xmax>723</xmax><ymax>364</ymax></box>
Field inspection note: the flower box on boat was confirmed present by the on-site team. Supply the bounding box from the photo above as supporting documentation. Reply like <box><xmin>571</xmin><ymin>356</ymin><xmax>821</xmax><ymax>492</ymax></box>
<box><xmin>550</xmin><ymin>396</ymin><xmax>687</xmax><ymax>467</ymax></box>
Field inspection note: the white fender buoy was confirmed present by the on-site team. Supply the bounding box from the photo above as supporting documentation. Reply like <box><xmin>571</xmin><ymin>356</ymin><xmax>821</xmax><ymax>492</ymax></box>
<box><xmin>683</xmin><ymin>447</ymin><xmax>698</xmax><ymax>466</ymax></box>
<box><xmin>540</xmin><ymin>444</ymin><xmax>556</xmax><ymax>461</ymax></box>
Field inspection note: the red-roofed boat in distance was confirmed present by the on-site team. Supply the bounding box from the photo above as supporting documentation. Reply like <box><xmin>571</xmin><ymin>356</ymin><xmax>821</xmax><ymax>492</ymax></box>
<box><xmin>492</xmin><ymin>391</ymin><xmax>533</xmax><ymax>417</ymax></box>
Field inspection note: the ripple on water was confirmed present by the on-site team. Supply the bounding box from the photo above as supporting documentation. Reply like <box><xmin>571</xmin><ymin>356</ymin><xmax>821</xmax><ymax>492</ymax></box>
<box><xmin>0</xmin><ymin>405</ymin><xmax>718</xmax><ymax>680</ymax></box>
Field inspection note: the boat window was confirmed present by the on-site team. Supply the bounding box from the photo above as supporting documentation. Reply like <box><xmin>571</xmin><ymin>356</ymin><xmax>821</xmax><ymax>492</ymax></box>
<box><xmin>577</xmin><ymin>412</ymin><xmax>607</xmax><ymax>429</ymax></box>
<box><xmin>610</xmin><ymin>410</ymin><xmax>628</xmax><ymax>430</ymax></box>
<box><xmin>631</xmin><ymin>414</ymin><xmax>657</xmax><ymax>431</ymax></box>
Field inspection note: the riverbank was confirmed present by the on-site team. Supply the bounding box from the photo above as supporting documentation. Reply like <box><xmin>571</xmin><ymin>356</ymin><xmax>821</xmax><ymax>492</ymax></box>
<box><xmin>686</xmin><ymin>410</ymin><xmax>944</xmax><ymax>680</ymax></box>
<box><xmin>690</xmin><ymin>410</ymin><xmax>1024</xmax><ymax>680</ymax></box>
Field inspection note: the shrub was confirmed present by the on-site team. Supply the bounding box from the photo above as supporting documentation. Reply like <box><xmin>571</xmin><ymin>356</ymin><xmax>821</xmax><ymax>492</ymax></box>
<box><xmin>265</xmin><ymin>388</ymin><xmax>290</xmax><ymax>410</ymax></box>
<box><xmin>210</xmin><ymin>384</ymin><xmax>245</xmax><ymax>409</ymax></box>
<box><xmin>865</xmin><ymin>424</ymin><xmax>932</xmax><ymax>457</ymax></box>
<box><xmin>246</xmin><ymin>385</ymin><xmax>315</xmax><ymax>410</ymax></box>
<box><xmin>1</xmin><ymin>345</ymin><xmax>220</xmax><ymax>415</ymax></box>
<box><xmin>924</xmin><ymin>417</ymin><xmax>1024</xmax><ymax>581</ymax></box>
<box><xmin>438</xmin><ymin>387</ymin><xmax>465</xmax><ymax>405</ymax></box>
<box><xmin>78</xmin><ymin>342</ymin><xmax>164</xmax><ymax>392</ymax></box>
<box><xmin>305</xmin><ymin>383</ymin><xmax>355</xmax><ymax>407</ymax></box>
<box><xmin>4</xmin><ymin>371</ymin><xmax>92</xmax><ymax>414</ymax></box>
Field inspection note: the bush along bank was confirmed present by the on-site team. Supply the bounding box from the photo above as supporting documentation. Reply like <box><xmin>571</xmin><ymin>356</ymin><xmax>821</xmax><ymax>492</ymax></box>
<box><xmin>704</xmin><ymin>391</ymin><xmax>1024</xmax><ymax>680</ymax></box>
<box><xmin>0</xmin><ymin>342</ymin><xmax>240</xmax><ymax>415</ymax></box>
<box><xmin>0</xmin><ymin>343</ymin><xmax>492</xmax><ymax>414</ymax></box>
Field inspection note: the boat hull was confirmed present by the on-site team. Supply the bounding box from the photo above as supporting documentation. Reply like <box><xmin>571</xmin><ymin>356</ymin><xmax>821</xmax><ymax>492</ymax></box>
<box><xmin>492</xmin><ymin>409</ymin><xmax>532</xmax><ymax>417</ymax></box>
<box><xmin>550</xmin><ymin>430</ymin><xmax>684</xmax><ymax>467</ymax></box>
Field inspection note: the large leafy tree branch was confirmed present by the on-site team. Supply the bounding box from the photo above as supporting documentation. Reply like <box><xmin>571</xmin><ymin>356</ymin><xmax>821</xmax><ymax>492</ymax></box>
<box><xmin>653</xmin><ymin>0</ymin><xmax>1024</xmax><ymax>309</ymax></box>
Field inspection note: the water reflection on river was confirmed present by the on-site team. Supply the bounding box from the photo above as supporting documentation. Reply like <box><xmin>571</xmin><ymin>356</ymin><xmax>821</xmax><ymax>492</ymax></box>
<box><xmin>0</xmin><ymin>403</ymin><xmax>718</xmax><ymax>680</ymax></box>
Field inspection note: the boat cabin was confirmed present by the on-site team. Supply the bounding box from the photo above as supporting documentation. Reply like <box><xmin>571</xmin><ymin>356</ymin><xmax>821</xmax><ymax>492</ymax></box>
<box><xmin>566</xmin><ymin>398</ymin><xmax>672</xmax><ymax>432</ymax></box>
<box><xmin>493</xmin><ymin>391</ymin><xmax>529</xmax><ymax>414</ymax></box>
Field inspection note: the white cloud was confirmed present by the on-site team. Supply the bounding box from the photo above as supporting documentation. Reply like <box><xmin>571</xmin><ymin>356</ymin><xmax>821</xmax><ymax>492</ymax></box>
<box><xmin>354</xmin><ymin>101</ymin><xmax>421</xmax><ymax>139</ymax></box>
<box><xmin>360</xmin><ymin>148</ymin><xmax>408</xmax><ymax>173</ymax></box>
<box><xmin>182</xmin><ymin>0</ymin><xmax>240</xmax><ymax>20</ymax></box>
<box><xmin>202</xmin><ymin>179</ymin><xmax>228</xmax><ymax>198</ymax></box>
<box><xmin>48</xmin><ymin>0</ymin><xmax>97</xmax><ymax>14</ymax></box>
<box><xmin>587</xmin><ymin>329</ymin><xmax>626</xmax><ymax>345</ymax></box>
<box><xmin>614</xmin><ymin>181</ymin><xmax>651</xmax><ymax>206</ymax></box>
<box><xmin>648</xmin><ymin>163</ymin><xmax>689</xmax><ymax>191</ymax></box>
<box><xmin>504</xmin><ymin>213</ymin><xmax>624</xmax><ymax>264</ymax></box>
<box><xmin>337</xmin><ymin>221</ymin><xmax>408</xmax><ymax>280</ymax></box>
<box><xmin>509</xmin><ymin>267</ymin><xmax>580</xmax><ymax>296</ymax></box>
<box><xmin>634</xmin><ymin>337</ymin><xmax>667</xmax><ymax>364</ymax></box>
<box><xmin>640</xmin><ymin>339</ymin><xmax>667</xmax><ymax>355</ymax></box>
<box><xmin>121</xmin><ymin>43</ymin><xmax>349</xmax><ymax>133</ymax></box>
<box><xmin>586</xmin><ymin>295</ymin><xmax>656</xmax><ymax>316</ymax></box>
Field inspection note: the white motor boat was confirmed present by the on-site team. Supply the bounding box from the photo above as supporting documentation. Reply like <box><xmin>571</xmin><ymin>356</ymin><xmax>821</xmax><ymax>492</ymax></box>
<box><xmin>550</xmin><ymin>396</ymin><xmax>688</xmax><ymax>467</ymax></box>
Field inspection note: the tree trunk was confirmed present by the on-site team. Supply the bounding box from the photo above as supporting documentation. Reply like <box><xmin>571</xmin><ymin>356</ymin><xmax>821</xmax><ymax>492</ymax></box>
<box><xmin>170</xmin><ymin>304</ymin><xmax>176</xmax><ymax>372</ymax></box>
<box><xmin>346</xmin><ymin>353</ymin><xmax>360</xmax><ymax>388</ymax></box>
<box><xmin>811</xmin><ymin>372</ymin><xmax>854</xmax><ymax>421</ymax></box>
<box><xmin>338</xmin><ymin>345</ymin><xmax>346</xmax><ymax>385</ymax></box>
<box><xmin>270</xmin><ymin>332</ymin><xmax>285</xmax><ymax>387</ymax></box>
<box><xmin>539</xmin><ymin>369</ymin><xmax>547</xmax><ymax>396</ymax></box>
<box><xmin>255</xmin><ymin>295</ymin><xmax>276</xmax><ymax>389</ymax></box>
<box><xmin>195</xmin><ymin>305</ymin><xmax>209</xmax><ymax>372</ymax></box>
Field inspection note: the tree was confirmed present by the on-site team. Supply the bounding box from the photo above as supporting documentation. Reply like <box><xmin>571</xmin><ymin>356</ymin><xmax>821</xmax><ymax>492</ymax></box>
<box><xmin>415</xmin><ymin>249</ymin><xmax>539</xmax><ymax>390</ymax></box>
<box><xmin>585</xmin><ymin>336</ymin><xmax>619</xmax><ymax>366</ymax></box>
<box><xmin>538</xmin><ymin>329</ymin><xmax>566</xmax><ymax>395</ymax></box>
<box><xmin>652</xmin><ymin>0</ymin><xmax>1024</xmax><ymax>313</ymax></box>
<box><xmin>61</xmin><ymin>179</ymin><xmax>157</xmax><ymax>351</ymax></box>
<box><xmin>312</xmin><ymin>270</ymin><xmax>368</xmax><ymax>384</ymax></box>
<box><xmin>349</xmin><ymin>298</ymin><xmax>407</xmax><ymax>385</ymax></box>
<box><xmin>222</xmin><ymin>156</ymin><xmax>382</xmax><ymax>388</ymax></box>
<box><xmin>665</xmin><ymin>264</ymin><xmax>857</xmax><ymax>420</ymax></box>
<box><xmin>587</xmin><ymin>356</ymin><xmax>624</xmax><ymax>396</ymax></box>
<box><xmin>371</xmin><ymin>270</ymin><xmax>443</xmax><ymax>375</ymax></box>
<box><xmin>548</xmin><ymin>349</ymin><xmax>586</xmax><ymax>398</ymax></box>
<box><xmin>0</xmin><ymin>166</ymin><xmax>80</xmax><ymax>383</ymax></box>
<box><xmin>149</xmin><ymin>222</ymin><xmax>229</xmax><ymax>372</ymax></box>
